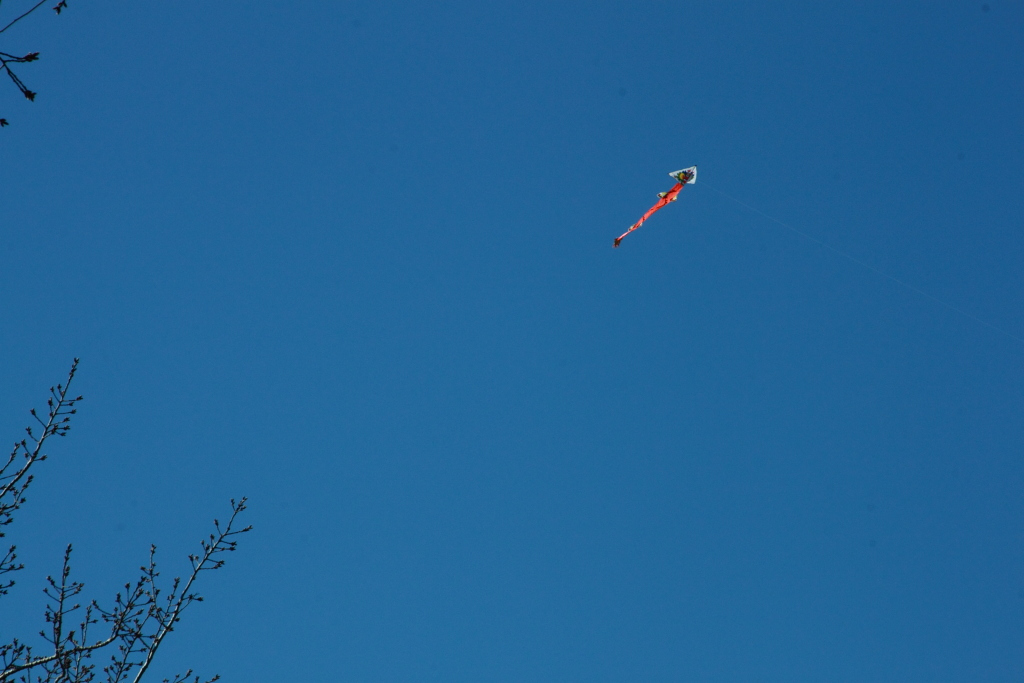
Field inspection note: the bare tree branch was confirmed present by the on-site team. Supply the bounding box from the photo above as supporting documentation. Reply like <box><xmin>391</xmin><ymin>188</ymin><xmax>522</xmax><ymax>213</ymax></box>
<box><xmin>0</xmin><ymin>359</ymin><xmax>81</xmax><ymax>596</ymax></box>
<box><xmin>0</xmin><ymin>0</ymin><xmax>50</xmax><ymax>36</ymax></box>
<box><xmin>128</xmin><ymin>500</ymin><xmax>251</xmax><ymax>683</ymax></box>
<box><xmin>0</xmin><ymin>0</ymin><xmax>73</xmax><ymax>125</ymax></box>
<box><xmin>0</xmin><ymin>501</ymin><xmax>250</xmax><ymax>683</ymax></box>
<box><xmin>0</xmin><ymin>365</ymin><xmax>251</xmax><ymax>683</ymax></box>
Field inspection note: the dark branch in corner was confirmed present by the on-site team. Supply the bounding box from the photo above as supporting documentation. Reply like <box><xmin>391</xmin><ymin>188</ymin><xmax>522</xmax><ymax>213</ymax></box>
<box><xmin>0</xmin><ymin>0</ymin><xmax>73</xmax><ymax>125</ymax></box>
<box><xmin>0</xmin><ymin>362</ymin><xmax>251</xmax><ymax>682</ymax></box>
<box><xmin>0</xmin><ymin>499</ymin><xmax>250</xmax><ymax>683</ymax></box>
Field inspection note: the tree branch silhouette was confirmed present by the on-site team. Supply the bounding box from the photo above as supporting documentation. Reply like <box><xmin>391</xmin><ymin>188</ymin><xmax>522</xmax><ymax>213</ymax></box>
<box><xmin>0</xmin><ymin>0</ymin><xmax>73</xmax><ymax>126</ymax></box>
<box><xmin>0</xmin><ymin>359</ymin><xmax>81</xmax><ymax>594</ymax></box>
<box><xmin>0</xmin><ymin>363</ymin><xmax>251</xmax><ymax>683</ymax></box>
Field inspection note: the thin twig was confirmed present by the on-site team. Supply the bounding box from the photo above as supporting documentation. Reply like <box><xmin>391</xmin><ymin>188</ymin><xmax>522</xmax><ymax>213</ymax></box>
<box><xmin>0</xmin><ymin>0</ymin><xmax>48</xmax><ymax>35</ymax></box>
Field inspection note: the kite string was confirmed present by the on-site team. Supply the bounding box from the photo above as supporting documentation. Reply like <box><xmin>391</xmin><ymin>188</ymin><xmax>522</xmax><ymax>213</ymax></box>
<box><xmin>700</xmin><ymin>180</ymin><xmax>1024</xmax><ymax>345</ymax></box>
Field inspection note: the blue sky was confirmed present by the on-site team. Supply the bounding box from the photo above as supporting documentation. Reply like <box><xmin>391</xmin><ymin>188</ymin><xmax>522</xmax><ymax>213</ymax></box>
<box><xmin>2</xmin><ymin>1</ymin><xmax>1023</xmax><ymax>680</ymax></box>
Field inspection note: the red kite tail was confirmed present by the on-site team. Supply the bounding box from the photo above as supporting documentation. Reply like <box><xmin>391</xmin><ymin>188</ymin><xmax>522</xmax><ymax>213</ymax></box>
<box><xmin>614</xmin><ymin>182</ymin><xmax>684</xmax><ymax>248</ymax></box>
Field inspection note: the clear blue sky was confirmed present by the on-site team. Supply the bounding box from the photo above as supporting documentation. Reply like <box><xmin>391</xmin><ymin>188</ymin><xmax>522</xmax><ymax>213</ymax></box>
<box><xmin>2</xmin><ymin>1</ymin><xmax>1023</xmax><ymax>680</ymax></box>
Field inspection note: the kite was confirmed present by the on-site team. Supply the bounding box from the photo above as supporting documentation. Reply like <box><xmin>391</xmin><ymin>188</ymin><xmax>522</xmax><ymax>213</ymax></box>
<box><xmin>614</xmin><ymin>166</ymin><xmax>697</xmax><ymax>248</ymax></box>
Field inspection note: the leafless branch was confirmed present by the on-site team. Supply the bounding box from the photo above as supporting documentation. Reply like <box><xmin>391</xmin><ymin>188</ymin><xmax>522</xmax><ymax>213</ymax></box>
<box><xmin>0</xmin><ymin>359</ymin><xmax>81</xmax><ymax>596</ymax></box>
<box><xmin>0</xmin><ymin>501</ymin><xmax>250</xmax><ymax>683</ymax></box>
<box><xmin>0</xmin><ymin>364</ymin><xmax>251</xmax><ymax>683</ymax></box>
<box><xmin>0</xmin><ymin>0</ymin><xmax>73</xmax><ymax>125</ymax></box>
